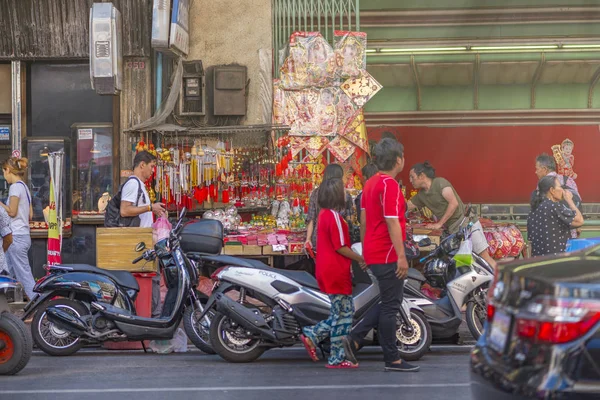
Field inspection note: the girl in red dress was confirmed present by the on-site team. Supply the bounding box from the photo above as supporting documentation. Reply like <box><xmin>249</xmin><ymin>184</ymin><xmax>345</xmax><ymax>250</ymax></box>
<box><xmin>300</xmin><ymin>178</ymin><xmax>365</xmax><ymax>368</ymax></box>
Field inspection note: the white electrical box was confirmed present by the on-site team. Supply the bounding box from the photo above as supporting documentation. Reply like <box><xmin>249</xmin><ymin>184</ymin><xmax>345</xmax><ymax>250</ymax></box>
<box><xmin>89</xmin><ymin>3</ymin><xmax>122</xmax><ymax>95</ymax></box>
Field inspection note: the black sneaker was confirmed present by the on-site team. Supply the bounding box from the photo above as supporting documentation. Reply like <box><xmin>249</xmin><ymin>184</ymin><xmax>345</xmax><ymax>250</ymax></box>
<box><xmin>342</xmin><ymin>337</ymin><xmax>358</xmax><ymax>365</ymax></box>
<box><xmin>384</xmin><ymin>360</ymin><xmax>420</xmax><ymax>372</ymax></box>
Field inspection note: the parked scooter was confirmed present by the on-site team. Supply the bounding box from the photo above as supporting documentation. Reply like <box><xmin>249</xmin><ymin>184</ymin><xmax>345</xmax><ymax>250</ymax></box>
<box><xmin>404</xmin><ymin>220</ymin><xmax>494</xmax><ymax>341</ymax></box>
<box><xmin>0</xmin><ymin>276</ymin><xmax>32</xmax><ymax>375</ymax></box>
<box><xmin>21</xmin><ymin>208</ymin><xmax>223</xmax><ymax>356</ymax></box>
<box><xmin>198</xmin><ymin>243</ymin><xmax>432</xmax><ymax>363</ymax></box>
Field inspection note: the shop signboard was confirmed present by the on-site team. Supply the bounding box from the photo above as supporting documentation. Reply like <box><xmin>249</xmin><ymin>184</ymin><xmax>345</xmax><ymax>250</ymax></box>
<box><xmin>169</xmin><ymin>0</ymin><xmax>190</xmax><ymax>56</ymax></box>
<box><xmin>151</xmin><ymin>0</ymin><xmax>172</xmax><ymax>49</ymax></box>
<box><xmin>0</xmin><ymin>125</ymin><xmax>10</xmax><ymax>142</ymax></box>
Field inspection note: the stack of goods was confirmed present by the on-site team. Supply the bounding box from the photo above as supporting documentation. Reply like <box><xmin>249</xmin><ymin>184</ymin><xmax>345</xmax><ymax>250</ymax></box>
<box><xmin>480</xmin><ymin>219</ymin><xmax>525</xmax><ymax>260</ymax></box>
<box><xmin>202</xmin><ymin>206</ymin><xmax>242</xmax><ymax>231</ymax></box>
<box><xmin>273</xmin><ymin>31</ymin><xmax>381</xmax><ymax>188</ymax></box>
<box><xmin>133</xmin><ymin>139</ymin><xmax>275</xmax><ymax>211</ymax></box>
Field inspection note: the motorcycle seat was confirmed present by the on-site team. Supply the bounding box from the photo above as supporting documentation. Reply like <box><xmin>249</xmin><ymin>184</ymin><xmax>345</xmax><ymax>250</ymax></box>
<box><xmin>407</xmin><ymin>268</ymin><xmax>426</xmax><ymax>282</ymax></box>
<box><xmin>272</xmin><ymin>269</ymin><xmax>320</xmax><ymax>291</ymax></box>
<box><xmin>57</xmin><ymin>264</ymin><xmax>140</xmax><ymax>291</ymax></box>
<box><xmin>196</xmin><ymin>254</ymin><xmax>320</xmax><ymax>290</ymax></box>
<box><xmin>198</xmin><ymin>255</ymin><xmax>270</xmax><ymax>269</ymax></box>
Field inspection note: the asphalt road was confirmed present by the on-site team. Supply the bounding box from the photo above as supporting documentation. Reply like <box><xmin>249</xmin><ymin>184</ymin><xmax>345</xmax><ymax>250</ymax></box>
<box><xmin>0</xmin><ymin>345</ymin><xmax>473</xmax><ymax>400</ymax></box>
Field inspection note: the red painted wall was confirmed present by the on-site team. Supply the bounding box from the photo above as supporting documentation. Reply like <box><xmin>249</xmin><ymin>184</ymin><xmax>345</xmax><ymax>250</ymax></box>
<box><xmin>368</xmin><ymin>125</ymin><xmax>599</xmax><ymax>203</ymax></box>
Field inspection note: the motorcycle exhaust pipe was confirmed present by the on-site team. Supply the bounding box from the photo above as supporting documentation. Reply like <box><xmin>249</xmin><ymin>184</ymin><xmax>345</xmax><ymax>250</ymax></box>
<box><xmin>46</xmin><ymin>307</ymin><xmax>88</xmax><ymax>336</ymax></box>
<box><xmin>214</xmin><ymin>293</ymin><xmax>277</xmax><ymax>341</ymax></box>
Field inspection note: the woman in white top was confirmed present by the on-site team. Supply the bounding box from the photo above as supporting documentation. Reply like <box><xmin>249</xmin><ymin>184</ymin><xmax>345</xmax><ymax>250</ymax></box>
<box><xmin>0</xmin><ymin>157</ymin><xmax>35</xmax><ymax>299</ymax></box>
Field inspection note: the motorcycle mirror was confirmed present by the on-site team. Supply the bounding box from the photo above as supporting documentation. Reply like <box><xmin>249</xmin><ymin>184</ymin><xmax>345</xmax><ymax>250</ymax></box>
<box><xmin>135</xmin><ymin>242</ymin><xmax>146</xmax><ymax>252</ymax></box>
<box><xmin>417</xmin><ymin>238</ymin><xmax>432</xmax><ymax>247</ymax></box>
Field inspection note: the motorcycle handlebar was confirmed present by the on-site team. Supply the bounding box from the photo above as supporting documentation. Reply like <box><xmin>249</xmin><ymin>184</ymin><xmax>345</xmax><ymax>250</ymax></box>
<box><xmin>132</xmin><ymin>249</ymin><xmax>155</xmax><ymax>264</ymax></box>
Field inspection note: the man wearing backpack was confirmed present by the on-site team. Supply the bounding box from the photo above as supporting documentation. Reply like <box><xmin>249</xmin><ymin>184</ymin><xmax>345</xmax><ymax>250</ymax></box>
<box><xmin>533</xmin><ymin>153</ymin><xmax>582</xmax><ymax>238</ymax></box>
<box><xmin>104</xmin><ymin>151</ymin><xmax>166</xmax><ymax>228</ymax></box>
<box><xmin>120</xmin><ymin>151</ymin><xmax>166</xmax><ymax>226</ymax></box>
<box><xmin>105</xmin><ymin>151</ymin><xmax>166</xmax><ymax>317</ymax></box>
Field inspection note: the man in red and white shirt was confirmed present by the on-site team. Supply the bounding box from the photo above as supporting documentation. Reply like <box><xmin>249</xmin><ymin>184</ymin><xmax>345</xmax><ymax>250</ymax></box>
<box><xmin>345</xmin><ymin>138</ymin><xmax>420</xmax><ymax>372</ymax></box>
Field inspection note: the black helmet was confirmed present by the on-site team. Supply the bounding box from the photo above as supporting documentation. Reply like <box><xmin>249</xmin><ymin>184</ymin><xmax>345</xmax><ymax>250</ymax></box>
<box><xmin>423</xmin><ymin>259</ymin><xmax>453</xmax><ymax>288</ymax></box>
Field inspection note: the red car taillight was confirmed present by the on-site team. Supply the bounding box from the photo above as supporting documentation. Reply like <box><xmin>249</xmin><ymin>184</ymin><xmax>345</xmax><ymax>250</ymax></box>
<box><xmin>210</xmin><ymin>266</ymin><xmax>227</xmax><ymax>280</ymax></box>
<box><xmin>516</xmin><ymin>297</ymin><xmax>600</xmax><ymax>344</ymax></box>
<box><xmin>486</xmin><ymin>266</ymin><xmax>500</xmax><ymax>323</ymax></box>
<box><xmin>487</xmin><ymin>303</ymin><xmax>496</xmax><ymax>322</ymax></box>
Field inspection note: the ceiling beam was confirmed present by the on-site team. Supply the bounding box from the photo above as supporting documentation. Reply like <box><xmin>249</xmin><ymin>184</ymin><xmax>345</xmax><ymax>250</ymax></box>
<box><xmin>360</xmin><ymin>7</ymin><xmax>600</xmax><ymax>28</ymax></box>
<box><xmin>473</xmin><ymin>54</ymin><xmax>480</xmax><ymax>110</ymax></box>
<box><xmin>530</xmin><ymin>53</ymin><xmax>546</xmax><ymax>109</ymax></box>
<box><xmin>410</xmin><ymin>56</ymin><xmax>422</xmax><ymax>111</ymax></box>
<box><xmin>588</xmin><ymin>65</ymin><xmax>600</xmax><ymax>108</ymax></box>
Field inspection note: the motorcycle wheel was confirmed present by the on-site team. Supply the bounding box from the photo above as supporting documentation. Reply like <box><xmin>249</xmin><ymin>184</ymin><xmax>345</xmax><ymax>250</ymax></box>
<box><xmin>31</xmin><ymin>298</ymin><xmax>88</xmax><ymax>356</ymax></box>
<box><xmin>395</xmin><ymin>311</ymin><xmax>432</xmax><ymax>362</ymax></box>
<box><xmin>0</xmin><ymin>312</ymin><xmax>32</xmax><ymax>375</ymax></box>
<box><xmin>466</xmin><ymin>301</ymin><xmax>486</xmax><ymax>340</ymax></box>
<box><xmin>209</xmin><ymin>312</ymin><xmax>265</xmax><ymax>363</ymax></box>
<box><xmin>183</xmin><ymin>303</ymin><xmax>216</xmax><ymax>355</ymax></box>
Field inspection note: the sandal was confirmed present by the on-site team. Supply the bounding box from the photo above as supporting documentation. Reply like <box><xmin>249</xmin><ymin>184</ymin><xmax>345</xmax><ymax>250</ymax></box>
<box><xmin>325</xmin><ymin>360</ymin><xmax>359</xmax><ymax>369</ymax></box>
<box><xmin>300</xmin><ymin>334</ymin><xmax>319</xmax><ymax>362</ymax></box>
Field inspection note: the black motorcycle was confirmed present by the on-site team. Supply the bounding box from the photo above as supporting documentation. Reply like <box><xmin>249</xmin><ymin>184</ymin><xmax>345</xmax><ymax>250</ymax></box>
<box><xmin>21</xmin><ymin>208</ymin><xmax>223</xmax><ymax>356</ymax></box>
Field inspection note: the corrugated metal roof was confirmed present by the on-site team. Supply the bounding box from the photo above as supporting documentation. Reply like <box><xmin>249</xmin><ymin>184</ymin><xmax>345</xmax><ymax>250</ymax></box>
<box><xmin>0</xmin><ymin>0</ymin><xmax>151</xmax><ymax>59</ymax></box>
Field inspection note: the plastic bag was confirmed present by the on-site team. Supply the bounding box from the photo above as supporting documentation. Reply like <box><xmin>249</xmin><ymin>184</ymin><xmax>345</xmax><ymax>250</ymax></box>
<box><xmin>148</xmin><ymin>328</ymin><xmax>188</xmax><ymax>354</ymax></box>
<box><xmin>453</xmin><ymin>239</ymin><xmax>473</xmax><ymax>267</ymax></box>
<box><xmin>152</xmin><ymin>216</ymin><xmax>172</xmax><ymax>244</ymax></box>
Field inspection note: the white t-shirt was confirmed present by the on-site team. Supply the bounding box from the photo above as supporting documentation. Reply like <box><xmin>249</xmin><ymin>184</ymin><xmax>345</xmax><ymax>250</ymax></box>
<box><xmin>8</xmin><ymin>181</ymin><xmax>31</xmax><ymax>235</ymax></box>
<box><xmin>121</xmin><ymin>177</ymin><xmax>153</xmax><ymax>228</ymax></box>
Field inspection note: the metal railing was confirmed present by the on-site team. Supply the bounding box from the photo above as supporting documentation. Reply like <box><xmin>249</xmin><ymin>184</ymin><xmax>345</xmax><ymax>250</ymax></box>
<box><xmin>272</xmin><ymin>0</ymin><xmax>360</xmax><ymax>75</ymax></box>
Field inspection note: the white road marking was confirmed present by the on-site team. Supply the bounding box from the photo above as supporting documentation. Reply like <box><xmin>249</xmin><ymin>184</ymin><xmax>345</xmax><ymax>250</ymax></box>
<box><xmin>31</xmin><ymin>344</ymin><xmax>474</xmax><ymax>355</ymax></box>
<box><xmin>0</xmin><ymin>383</ymin><xmax>470</xmax><ymax>395</ymax></box>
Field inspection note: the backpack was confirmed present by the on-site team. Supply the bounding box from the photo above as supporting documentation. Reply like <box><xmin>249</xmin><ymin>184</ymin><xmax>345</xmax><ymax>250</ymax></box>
<box><xmin>104</xmin><ymin>177</ymin><xmax>144</xmax><ymax>227</ymax></box>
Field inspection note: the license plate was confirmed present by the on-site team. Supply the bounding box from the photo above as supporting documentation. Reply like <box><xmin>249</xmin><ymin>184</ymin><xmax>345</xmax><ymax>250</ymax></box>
<box><xmin>489</xmin><ymin>310</ymin><xmax>511</xmax><ymax>353</ymax></box>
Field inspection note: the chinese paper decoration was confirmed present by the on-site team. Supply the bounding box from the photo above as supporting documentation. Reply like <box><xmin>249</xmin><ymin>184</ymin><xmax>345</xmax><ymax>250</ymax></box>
<box><xmin>274</xmin><ymin>30</ymin><xmax>382</xmax><ymax>184</ymax></box>
<box><xmin>334</xmin><ymin>31</ymin><xmax>367</xmax><ymax>80</ymax></box>
<box><xmin>305</xmin><ymin>136</ymin><xmax>330</xmax><ymax>158</ymax></box>
<box><xmin>279</xmin><ymin>32</ymin><xmax>339</xmax><ymax>90</ymax></box>
<box><xmin>341</xmin><ymin>111</ymin><xmax>370</xmax><ymax>154</ymax></box>
<box><xmin>327</xmin><ymin>136</ymin><xmax>355</xmax><ymax>163</ymax></box>
<box><xmin>341</xmin><ymin>70</ymin><xmax>383</xmax><ymax>108</ymax></box>
<box><xmin>551</xmin><ymin>138</ymin><xmax>577</xmax><ymax>179</ymax></box>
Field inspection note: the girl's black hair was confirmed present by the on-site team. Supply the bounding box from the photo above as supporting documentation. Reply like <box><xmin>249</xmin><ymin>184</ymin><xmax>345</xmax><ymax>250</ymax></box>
<box><xmin>318</xmin><ymin>178</ymin><xmax>346</xmax><ymax>210</ymax></box>
<box><xmin>411</xmin><ymin>161</ymin><xmax>436</xmax><ymax>179</ymax></box>
<box><xmin>531</xmin><ymin>175</ymin><xmax>558</xmax><ymax>211</ymax></box>
<box><xmin>323</xmin><ymin>163</ymin><xmax>344</xmax><ymax>181</ymax></box>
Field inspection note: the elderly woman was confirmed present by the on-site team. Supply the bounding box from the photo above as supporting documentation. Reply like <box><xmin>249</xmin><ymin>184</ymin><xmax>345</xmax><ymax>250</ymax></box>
<box><xmin>527</xmin><ymin>175</ymin><xmax>584</xmax><ymax>257</ymax></box>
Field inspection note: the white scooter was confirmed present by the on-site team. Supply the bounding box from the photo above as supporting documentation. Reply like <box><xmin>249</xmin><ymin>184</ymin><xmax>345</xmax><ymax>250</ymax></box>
<box><xmin>196</xmin><ymin>245</ymin><xmax>432</xmax><ymax>363</ymax></box>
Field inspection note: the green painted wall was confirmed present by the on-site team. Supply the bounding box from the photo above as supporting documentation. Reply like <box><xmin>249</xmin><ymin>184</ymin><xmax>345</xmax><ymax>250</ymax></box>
<box><xmin>361</xmin><ymin>0</ymin><xmax>600</xmax><ymax>11</ymax></box>
<box><xmin>478</xmin><ymin>85</ymin><xmax>530</xmax><ymax>110</ymax></box>
<box><xmin>364</xmin><ymin>84</ymin><xmax>600</xmax><ymax>112</ymax></box>
<box><xmin>421</xmin><ymin>86</ymin><xmax>474</xmax><ymax>111</ymax></box>
<box><xmin>365</xmin><ymin>87</ymin><xmax>418</xmax><ymax>112</ymax></box>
